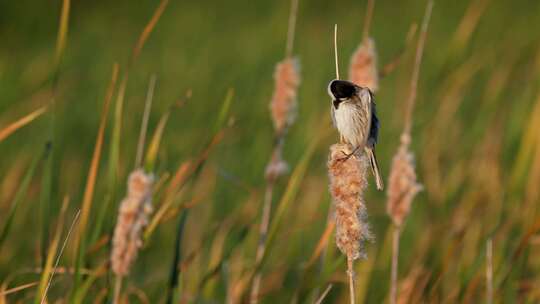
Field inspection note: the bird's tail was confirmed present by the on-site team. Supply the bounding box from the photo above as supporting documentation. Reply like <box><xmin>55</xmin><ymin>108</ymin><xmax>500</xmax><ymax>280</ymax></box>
<box><xmin>366</xmin><ymin>147</ymin><xmax>384</xmax><ymax>191</ymax></box>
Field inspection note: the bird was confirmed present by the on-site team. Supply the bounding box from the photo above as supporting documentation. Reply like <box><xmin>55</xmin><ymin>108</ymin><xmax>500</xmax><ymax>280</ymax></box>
<box><xmin>328</xmin><ymin>79</ymin><xmax>384</xmax><ymax>190</ymax></box>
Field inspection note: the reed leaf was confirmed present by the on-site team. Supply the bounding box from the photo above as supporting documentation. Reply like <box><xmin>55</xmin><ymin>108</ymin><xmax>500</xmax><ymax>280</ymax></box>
<box><xmin>0</xmin><ymin>106</ymin><xmax>47</xmax><ymax>144</ymax></box>
<box><xmin>35</xmin><ymin>197</ymin><xmax>70</xmax><ymax>304</ymax></box>
<box><xmin>0</xmin><ymin>146</ymin><xmax>46</xmax><ymax>249</ymax></box>
<box><xmin>145</xmin><ymin>111</ymin><xmax>170</xmax><ymax>173</ymax></box>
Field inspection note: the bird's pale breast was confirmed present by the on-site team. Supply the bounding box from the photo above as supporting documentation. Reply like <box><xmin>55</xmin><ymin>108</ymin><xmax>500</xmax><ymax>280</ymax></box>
<box><xmin>334</xmin><ymin>102</ymin><xmax>369</xmax><ymax>148</ymax></box>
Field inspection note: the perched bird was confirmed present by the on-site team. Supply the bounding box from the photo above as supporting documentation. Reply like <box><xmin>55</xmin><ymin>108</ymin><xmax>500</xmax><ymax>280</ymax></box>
<box><xmin>328</xmin><ymin>79</ymin><xmax>384</xmax><ymax>190</ymax></box>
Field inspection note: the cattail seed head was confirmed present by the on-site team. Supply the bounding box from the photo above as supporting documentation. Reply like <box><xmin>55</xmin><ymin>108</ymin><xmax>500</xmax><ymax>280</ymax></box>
<box><xmin>111</xmin><ymin>169</ymin><xmax>154</xmax><ymax>276</ymax></box>
<box><xmin>386</xmin><ymin>134</ymin><xmax>423</xmax><ymax>227</ymax></box>
<box><xmin>270</xmin><ymin>57</ymin><xmax>300</xmax><ymax>135</ymax></box>
<box><xmin>328</xmin><ymin>143</ymin><xmax>372</xmax><ymax>260</ymax></box>
<box><xmin>348</xmin><ymin>38</ymin><xmax>379</xmax><ymax>92</ymax></box>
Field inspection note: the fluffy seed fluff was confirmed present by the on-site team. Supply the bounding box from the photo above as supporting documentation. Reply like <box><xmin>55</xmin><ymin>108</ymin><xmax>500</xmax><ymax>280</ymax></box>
<box><xmin>269</xmin><ymin>57</ymin><xmax>300</xmax><ymax>135</ymax></box>
<box><xmin>386</xmin><ymin>134</ymin><xmax>423</xmax><ymax>227</ymax></box>
<box><xmin>265</xmin><ymin>145</ymin><xmax>289</xmax><ymax>181</ymax></box>
<box><xmin>348</xmin><ymin>38</ymin><xmax>379</xmax><ymax>92</ymax></box>
<box><xmin>328</xmin><ymin>143</ymin><xmax>373</xmax><ymax>260</ymax></box>
<box><xmin>111</xmin><ymin>169</ymin><xmax>154</xmax><ymax>276</ymax></box>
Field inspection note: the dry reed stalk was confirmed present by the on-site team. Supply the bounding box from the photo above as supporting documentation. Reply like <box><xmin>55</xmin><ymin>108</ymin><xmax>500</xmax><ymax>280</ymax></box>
<box><xmin>348</xmin><ymin>38</ymin><xmax>379</xmax><ymax>92</ymax></box>
<box><xmin>389</xmin><ymin>227</ymin><xmax>400</xmax><ymax>304</ymax></box>
<box><xmin>0</xmin><ymin>106</ymin><xmax>47</xmax><ymax>143</ymax></box>
<box><xmin>38</xmin><ymin>195</ymin><xmax>79</xmax><ymax>304</ymax></box>
<box><xmin>315</xmin><ymin>284</ymin><xmax>333</xmax><ymax>304</ymax></box>
<box><xmin>486</xmin><ymin>238</ymin><xmax>493</xmax><ymax>304</ymax></box>
<box><xmin>111</xmin><ymin>170</ymin><xmax>154</xmax><ymax>303</ymax></box>
<box><xmin>0</xmin><ymin>282</ymin><xmax>38</xmax><ymax>298</ymax></box>
<box><xmin>386</xmin><ymin>2</ymin><xmax>432</xmax><ymax>303</ymax></box>
<box><xmin>251</xmin><ymin>1</ymin><xmax>300</xmax><ymax>303</ymax></box>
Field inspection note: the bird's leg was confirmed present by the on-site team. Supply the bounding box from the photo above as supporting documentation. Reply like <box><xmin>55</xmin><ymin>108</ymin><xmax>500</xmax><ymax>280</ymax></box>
<box><xmin>338</xmin><ymin>145</ymin><xmax>362</xmax><ymax>162</ymax></box>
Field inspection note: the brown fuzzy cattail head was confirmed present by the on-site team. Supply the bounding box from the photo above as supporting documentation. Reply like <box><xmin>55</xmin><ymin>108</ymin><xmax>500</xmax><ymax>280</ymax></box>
<box><xmin>386</xmin><ymin>134</ymin><xmax>423</xmax><ymax>227</ymax></box>
<box><xmin>348</xmin><ymin>38</ymin><xmax>379</xmax><ymax>92</ymax></box>
<box><xmin>111</xmin><ymin>169</ymin><xmax>154</xmax><ymax>276</ymax></box>
<box><xmin>270</xmin><ymin>57</ymin><xmax>300</xmax><ymax>135</ymax></box>
<box><xmin>328</xmin><ymin>143</ymin><xmax>373</xmax><ymax>260</ymax></box>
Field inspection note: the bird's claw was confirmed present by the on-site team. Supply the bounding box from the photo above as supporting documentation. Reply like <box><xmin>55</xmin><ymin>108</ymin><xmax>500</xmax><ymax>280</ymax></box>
<box><xmin>337</xmin><ymin>151</ymin><xmax>355</xmax><ymax>162</ymax></box>
<box><xmin>337</xmin><ymin>146</ymin><xmax>362</xmax><ymax>162</ymax></box>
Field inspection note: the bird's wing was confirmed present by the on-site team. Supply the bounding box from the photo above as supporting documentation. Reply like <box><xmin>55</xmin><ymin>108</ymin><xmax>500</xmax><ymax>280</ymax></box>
<box><xmin>367</xmin><ymin>97</ymin><xmax>379</xmax><ymax>148</ymax></box>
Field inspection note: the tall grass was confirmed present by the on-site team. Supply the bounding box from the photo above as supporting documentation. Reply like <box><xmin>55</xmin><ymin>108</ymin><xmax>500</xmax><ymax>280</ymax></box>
<box><xmin>2</xmin><ymin>0</ymin><xmax>540</xmax><ymax>302</ymax></box>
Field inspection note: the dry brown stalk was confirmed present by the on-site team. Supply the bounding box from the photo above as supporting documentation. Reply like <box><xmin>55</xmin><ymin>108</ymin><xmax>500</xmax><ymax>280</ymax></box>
<box><xmin>486</xmin><ymin>238</ymin><xmax>493</xmax><ymax>304</ymax></box>
<box><xmin>315</xmin><ymin>284</ymin><xmax>333</xmax><ymax>304</ymax></box>
<box><xmin>40</xmin><ymin>200</ymin><xmax>80</xmax><ymax>304</ymax></box>
<box><xmin>0</xmin><ymin>106</ymin><xmax>47</xmax><ymax>144</ymax></box>
<box><xmin>403</xmin><ymin>0</ymin><xmax>433</xmax><ymax>136</ymax></box>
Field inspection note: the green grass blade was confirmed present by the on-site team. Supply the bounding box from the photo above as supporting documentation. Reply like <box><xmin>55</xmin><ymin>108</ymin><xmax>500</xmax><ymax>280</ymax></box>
<box><xmin>71</xmin><ymin>64</ymin><xmax>118</xmax><ymax>299</ymax></box>
<box><xmin>34</xmin><ymin>197</ymin><xmax>70</xmax><ymax>304</ymax></box>
<box><xmin>88</xmin><ymin>63</ymin><xmax>119</xmax><ymax>245</ymax></box>
<box><xmin>145</xmin><ymin>111</ymin><xmax>170</xmax><ymax>173</ymax></box>
<box><xmin>166</xmin><ymin>210</ymin><xmax>188</xmax><ymax>304</ymax></box>
<box><xmin>72</xmin><ymin>263</ymin><xmax>108</xmax><ymax>303</ymax></box>
<box><xmin>107</xmin><ymin>73</ymin><xmax>127</xmax><ymax>201</ymax></box>
<box><xmin>0</xmin><ymin>146</ymin><xmax>46</xmax><ymax>249</ymax></box>
<box><xmin>213</xmin><ymin>88</ymin><xmax>234</xmax><ymax>135</ymax></box>
<box><xmin>39</xmin><ymin>143</ymin><xmax>53</xmax><ymax>267</ymax></box>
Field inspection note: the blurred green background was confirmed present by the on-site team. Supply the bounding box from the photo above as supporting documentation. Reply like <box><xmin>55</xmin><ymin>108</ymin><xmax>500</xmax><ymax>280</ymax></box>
<box><xmin>2</xmin><ymin>0</ymin><xmax>540</xmax><ymax>302</ymax></box>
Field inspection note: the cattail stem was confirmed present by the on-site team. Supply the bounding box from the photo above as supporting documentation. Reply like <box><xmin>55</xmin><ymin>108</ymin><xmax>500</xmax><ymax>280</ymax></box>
<box><xmin>334</xmin><ymin>24</ymin><xmax>340</xmax><ymax>79</ymax></box>
<box><xmin>486</xmin><ymin>238</ymin><xmax>493</xmax><ymax>304</ymax></box>
<box><xmin>390</xmin><ymin>226</ymin><xmax>401</xmax><ymax>304</ymax></box>
<box><xmin>285</xmin><ymin>0</ymin><xmax>299</xmax><ymax>58</ymax></box>
<box><xmin>362</xmin><ymin>0</ymin><xmax>375</xmax><ymax>42</ymax></box>
<box><xmin>403</xmin><ymin>0</ymin><xmax>433</xmax><ymax>136</ymax></box>
<box><xmin>347</xmin><ymin>256</ymin><xmax>356</xmax><ymax>304</ymax></box>
<box><xmin>250</xmin><ymin>183</ymin><xmax>274</xmax><ymax>303</ymax></box>
<box><xmin>113</xmin><ymin>275</ymin><xmax>122</xmax><ymax>304</ymax></box>
<box><xmin>252</xmin><ymin>3</ymin><xmax>300</xmax><ymax>299</ymax></box>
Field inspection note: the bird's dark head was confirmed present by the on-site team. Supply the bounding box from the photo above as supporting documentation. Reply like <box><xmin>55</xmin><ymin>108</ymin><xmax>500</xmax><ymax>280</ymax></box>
<box><xmin>328</xmin><ymin>79</ymin><xmax>357</xmax><ymax>108</ymax></box>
